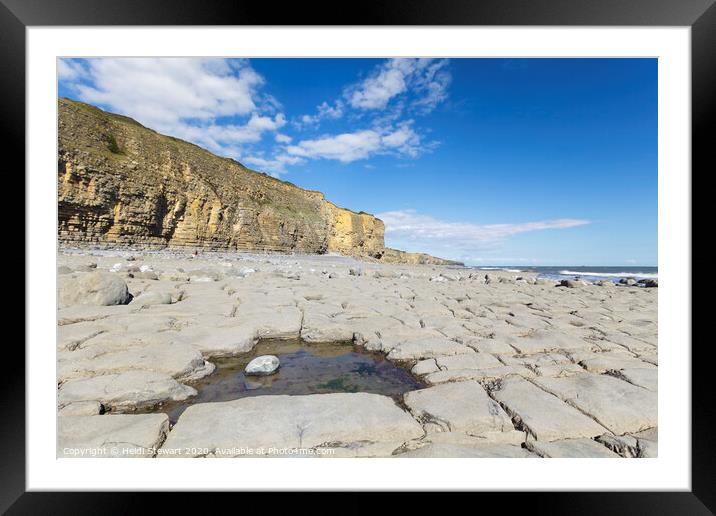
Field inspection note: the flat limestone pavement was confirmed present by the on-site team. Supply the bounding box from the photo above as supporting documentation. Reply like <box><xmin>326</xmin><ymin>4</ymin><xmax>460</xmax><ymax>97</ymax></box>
<box><xmin>531</xmin><ymin>373</ymin><xmax>657</xmax><ymax>435</ymax></box>
<box><xmin>58</xmin><ymin>370</ymin><xmax>197</xmax><ymax>409</ymax></box>
<box><xmin>525</xmin><ymin>438</ymin><xmax>621</xmax><ymax>458</ymax></box>
<box><xmin>56</xmin><ymin>249</ymin><xmax>658</xmax><ymax>458</ymax></box>
<box><xmin>395</xmin><ymin>443</ymin><xmax>535</xmax><ymax>458</ymax></box>
<box><xmin>58</xmin><ymin>414</ymin><xmax>169</xmax><ymax>458</ymax></box>
<box><xmin>403</xmin><ymin>381</ymin><xmax>514</xmax><ymax>436</ymax></box>
<box><xmin>160</xmin><ymin>392</ymin><xmax>424</xmax><ymax>457</ymax></box>
<box><xmin>490</xmin><ymin>376</ymin><xmax>607</xmax><ymax>441</ymax></box>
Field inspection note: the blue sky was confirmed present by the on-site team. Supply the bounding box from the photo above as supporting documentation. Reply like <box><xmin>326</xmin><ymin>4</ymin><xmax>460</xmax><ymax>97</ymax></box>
<box><xmin>58</xmin><ymin>58</ymin><xmax>657</xmax><ymax>266</ymax></box>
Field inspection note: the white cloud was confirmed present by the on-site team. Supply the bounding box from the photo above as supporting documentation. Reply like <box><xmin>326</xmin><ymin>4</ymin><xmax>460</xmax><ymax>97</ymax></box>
<box><xmin>377</xmin><ymin>209</ymin><xmax>591</xmax><ymax>260</ymax></box>
<box><xmin>59</xmin><ymin>58</ymin><xmax>285</xmax><ymax>159</ymax></box>
<box><xmin>242</xmin><ymin>154</ymin><xmax>304</xmax><ymax>176</ymax></box>
<box><xmin>345</xmin><ymin>58</ymin><xmax>451</xmax><ymax>113</ymax></box>
<box><xmin>165</xmin><ymin>112</ymin><xmax>286</xmax><ymax>156</ymax></box>
<box><xmin>317</xmin><ymin>100</ymin><xmax>344</xmax><ymax>119</ymax></box>
<box><xmin>347</xmin><ymin>59</ymin><xmax>412</xmax><ymax>110</ymax></box>
<box><xmin>287</xmin><ymin>130</ymin><xmax>381</xmax><ymax>163</ymax></box>
<box><xmin>72</xmin><ymin>58</ymin><xmax>264</xmax><ymax>127</ymax></box>
<box><xmin>286</xmin><ymin>124</ymin><xmax>423</xmax><ymax>163</ymax></box>
<box><xmin>411</xmin><ymin>59</ymin><xmax>452</xmax><ymax>113</ymax></box>
<box><xmin>58</xmin><ymin>59</ymin><xmax>87</xmax><ymax>81</ymax></box>
<box><xmin>296</xmin><ymin>100</ymin><xmax>344</xmax><ymax>129</ymax></box>
<box><xmin>294</xmin><ymin>58</ymin><xmax>450</xmax><ymax>135</ymax></box>
<box><xmin>380</xmin><ymin>123</ymin><xmax>421</xmax><ymax>157</ymax></box>
<box><xmin>58</xmin><ymin>57</ymin><xmax>450</xmax><ymax>176</ymax></box>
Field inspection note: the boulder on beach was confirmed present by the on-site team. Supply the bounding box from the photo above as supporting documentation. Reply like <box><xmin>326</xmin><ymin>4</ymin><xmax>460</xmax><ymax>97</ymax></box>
<box><xmin>134</xmin><ymin>270</ymin><xmax>159</xmax><ymax>280</ymax></box>
<box><xmin>58</xmin><ymin>271</ymin><xmax>132</xmax><ymax>308</ymax></box>
<box><xmin>245</xmin><ymin>355</ymin><xmax>280</xmax><ymax>376</ymax></box>
<box><xmin>130</xmin><ymin>291</ymin><xmax>172</xmax><ymax>307</ymax></box>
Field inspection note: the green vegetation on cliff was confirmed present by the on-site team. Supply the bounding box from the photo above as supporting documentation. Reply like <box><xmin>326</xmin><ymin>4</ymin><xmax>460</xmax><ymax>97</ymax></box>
<box><xmin>57</xmin><ymin>97</ymin><xmax>461</xmax><ymax>265</ymax></box>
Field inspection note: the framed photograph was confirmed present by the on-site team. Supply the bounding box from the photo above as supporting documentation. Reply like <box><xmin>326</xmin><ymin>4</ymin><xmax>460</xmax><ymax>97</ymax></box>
<box><xmin>8</xmin><ymin>0</ymin><xmax>711</xmax><ymax>510</ymax></box>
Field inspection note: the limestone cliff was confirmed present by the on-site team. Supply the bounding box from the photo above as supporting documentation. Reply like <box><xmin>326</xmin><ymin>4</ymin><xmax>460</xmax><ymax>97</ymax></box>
<box><xmin>379</xmin><ymin>248</ymin><xmax>464</xmax><ymax>266</ymax></box>
<box><xmin>58</xmin><ymin>98</ymin><xmax>460</xmax><ymax>265</ymax></box>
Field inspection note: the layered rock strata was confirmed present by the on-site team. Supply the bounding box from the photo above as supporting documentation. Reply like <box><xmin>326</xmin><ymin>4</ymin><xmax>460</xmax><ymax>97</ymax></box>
<box><xmin>58</xmin><ymin>98</ymin><xmax>457</xmax><ymax>265</ymax></box>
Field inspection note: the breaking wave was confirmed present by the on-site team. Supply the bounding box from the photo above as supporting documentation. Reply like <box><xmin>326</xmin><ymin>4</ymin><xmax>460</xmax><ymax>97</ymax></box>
<box><xmin>558</xmin><ymin>270</ymin><xmax>658</xmax><ymax>279</ymax></box>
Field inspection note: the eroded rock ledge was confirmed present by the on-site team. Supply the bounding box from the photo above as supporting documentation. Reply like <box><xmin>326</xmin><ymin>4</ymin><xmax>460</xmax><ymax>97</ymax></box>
<box><xmin>58</xmin><ymin>98</ymin><xmax>459</xmax><ymax>265</ymax></box>
<box><xmin>56</xmin><ymin>251</ymin><xmax>657</xmax><ymax>458</ymax></box>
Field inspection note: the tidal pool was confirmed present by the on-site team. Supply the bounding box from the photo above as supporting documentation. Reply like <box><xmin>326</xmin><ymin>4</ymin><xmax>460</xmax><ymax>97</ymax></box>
<box><xmin>138</xmin><ymin>339</ymin><xmax>425</xmax><ymax>423</ymax></box>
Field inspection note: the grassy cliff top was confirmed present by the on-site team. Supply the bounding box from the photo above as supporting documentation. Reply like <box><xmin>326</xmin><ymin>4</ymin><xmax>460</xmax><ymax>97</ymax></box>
<box><xmin>59</xmin><ymin>97</ymin><xmax>380</xmax><ymax>220</ymax></box>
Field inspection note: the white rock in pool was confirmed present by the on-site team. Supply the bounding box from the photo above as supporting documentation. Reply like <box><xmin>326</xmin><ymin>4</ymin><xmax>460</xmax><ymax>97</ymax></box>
<box><xmin>245</xmin><ymin>355</ymin><xmax>280</xmax><ymax>376</ymax></box>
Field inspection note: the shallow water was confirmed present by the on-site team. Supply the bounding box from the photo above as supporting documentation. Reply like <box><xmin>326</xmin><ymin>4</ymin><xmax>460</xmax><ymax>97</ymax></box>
<box><xmin>135</xmin><ymin>339</ymin><xmax>425</xmax><ymax>424</ymax></box>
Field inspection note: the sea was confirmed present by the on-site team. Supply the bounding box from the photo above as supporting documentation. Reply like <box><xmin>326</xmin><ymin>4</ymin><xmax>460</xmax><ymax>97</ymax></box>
<box><xmin>473</xmin><ymin>266</ymin><xmax>658</xmax><ymax>283</ymax></box>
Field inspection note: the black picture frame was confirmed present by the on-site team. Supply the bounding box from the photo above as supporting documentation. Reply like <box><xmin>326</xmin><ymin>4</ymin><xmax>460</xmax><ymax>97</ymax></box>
<box><xmin>5</xmin><ymin>0</ymin><xmax>711</xmax><ymax>511</ymax></box>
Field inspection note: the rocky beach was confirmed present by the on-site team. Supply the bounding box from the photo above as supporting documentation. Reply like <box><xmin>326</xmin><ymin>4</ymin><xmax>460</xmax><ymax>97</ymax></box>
<box><xmin>55</xmin><ymin>95</ymin><xmax>657</xmax><ymax>459</ymax></box>
<box><xmin>57</xmin><ymin>249</ymin><xmax>657</xmax><ymax>458</ymax></box>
